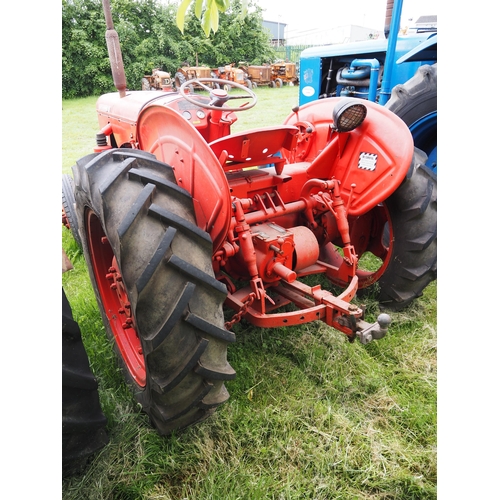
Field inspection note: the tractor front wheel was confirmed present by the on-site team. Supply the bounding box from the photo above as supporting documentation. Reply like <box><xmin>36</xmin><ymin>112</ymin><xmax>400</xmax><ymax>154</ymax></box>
<box><xmin>73</xmin><ymin>149</ymin><xmax>235</xmax><ymax>435</ymax></box>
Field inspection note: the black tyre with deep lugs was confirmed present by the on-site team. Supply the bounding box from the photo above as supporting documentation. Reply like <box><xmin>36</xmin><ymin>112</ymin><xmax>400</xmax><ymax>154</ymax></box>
<box><xmin>377</xmin><ymin>148</ymin><xmax>437</xmax><ymax>310</ymax></box>
<box><xmin>62</xmin><ymin>174</ymin><xmax>82</xmax><ymax>247</ymax></box>
<box><xmin>385</xmin><ymin>64</ymin><xmax>437</xmax><ymax>127</ymax></box>
<box><xmin>73</xmin><ymin>149</ymin><xmax>234</xmax><ymax>435</ymax></box>
<box><xmin>62</xmin><ymin>288</ymin><xmax>108</xmax><ymax>477</ymax></box>
<box><xmin>385</xmin><ymin>64</ymin><xmax>437</xmax><ymax>171</ymax></box>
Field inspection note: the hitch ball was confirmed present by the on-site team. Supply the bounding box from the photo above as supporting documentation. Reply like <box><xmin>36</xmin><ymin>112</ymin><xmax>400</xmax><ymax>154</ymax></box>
<box><xmin>358</xmin><ymin>313</ymin><xmax>391</xmax><ymax>344</ymax></box>
<box><xmin>373</xmin><ymin>313</ymin><xmax>391</xmax><ymax>339</ymax></box>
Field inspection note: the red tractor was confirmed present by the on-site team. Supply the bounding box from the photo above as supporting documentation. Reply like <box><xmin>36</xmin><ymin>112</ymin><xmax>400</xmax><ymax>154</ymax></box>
<box><xmin>67</xmin><ymin>0</ymin><xmax>436</xmax><ymax>436</ymax></box>
<box><xmin>270</xmin><ymin>61</ymin><xmax>299</xmax><ymax>87</ymax></box>
<box><xmin>212</xmin><ymin>63</ymin><xmax>253</xmax><ymax>90</ymax></box>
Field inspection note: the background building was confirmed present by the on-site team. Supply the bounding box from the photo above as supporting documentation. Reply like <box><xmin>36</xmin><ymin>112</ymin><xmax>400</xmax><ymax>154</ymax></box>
<box><xmin>262</xmin><ymin>20</ymin><xmax>287</xmax><ymax>46</ymax></box>
<box><xmin>263</xmin><ymin>19</ymin><xmax>382</xmax><ymax>46</ymax></box>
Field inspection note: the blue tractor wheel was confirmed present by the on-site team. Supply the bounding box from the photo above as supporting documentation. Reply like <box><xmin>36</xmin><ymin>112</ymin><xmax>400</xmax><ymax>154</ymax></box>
<box><xmin>385</xmin><ymin>64</ymin><xmax>437</xmax><ymax>172</ymax></box>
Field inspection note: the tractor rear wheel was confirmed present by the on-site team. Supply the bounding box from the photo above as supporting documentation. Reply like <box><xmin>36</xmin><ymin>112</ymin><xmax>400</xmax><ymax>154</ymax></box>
<box><xmin>73</xmin><ymin>149</ymin><xmax>235</xmax><ymax>435</ymax></box>
<box><xmin>63</xmin><ymin>288</ymin><xmax>108</xmax><ymax>477</ymax></box>
<box><xmin>141</xmin><ymin>77</ymin><xmax>151</xmax><ymax>91</ymax></box>
<box><xmin>62</xmin><ymin>174</ymin><xmax>82</xmax><ymax>247</ymax></box>
<box><xmin>321</xmin><ymin>148</ymin><xmax>437</xmax><ymax>311</ymax></box>
<box><xmin>174</xmin><ymin>71</ymin><xmax>186</xmax><ymax>90</ymax></box>
<box><xmin>375</xmin><ymin>149</ymin><xmax>437</xmax><ymax>309</ymax></box>
<box><xmin>385</xmin><ymin>64</ymin><xmax>437</xmax><ymax>171</ymax></box>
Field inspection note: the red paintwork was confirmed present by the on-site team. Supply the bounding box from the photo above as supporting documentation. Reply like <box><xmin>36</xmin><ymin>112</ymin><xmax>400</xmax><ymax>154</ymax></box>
<box><xmin>96</xmin><ymin>90</ymin><xmax>236</xmax><ymax>146</ymax></box>
<box><xmin>86</xmin><ymin>209</ymin><xmax>146</xmax><ymax>386</ymax></box>
<box><xmin>136</xmin><ymin>105</ymin><xmax>232</xmax><ymax>253</ymax></box>
<box><xmin>282</xmin><ymin>98</ymin><xmax>413</xmax><ymax>216</ymax></box>
<box><xmin>93</xmin><ymin>88</ymin><xmax>413</xmax><ymax>333</ymax></box>
<box><xmin>209</xmin><ymin>125</ymin><xmax>299</xmax><ymax>175</ymax></box>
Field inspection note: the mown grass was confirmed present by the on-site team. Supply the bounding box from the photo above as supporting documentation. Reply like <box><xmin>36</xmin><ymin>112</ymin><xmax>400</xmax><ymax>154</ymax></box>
<box><xmin>62</xmin><ymin>85</ymin><xmax>437</xmax><ymax>499</ymax></box>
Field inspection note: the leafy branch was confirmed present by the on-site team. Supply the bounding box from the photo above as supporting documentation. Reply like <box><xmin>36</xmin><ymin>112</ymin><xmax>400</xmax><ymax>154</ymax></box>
<box><xmin>176</xmin><ymin>0</ymin><xmax>248</xmax><ymax>36</ymax></box>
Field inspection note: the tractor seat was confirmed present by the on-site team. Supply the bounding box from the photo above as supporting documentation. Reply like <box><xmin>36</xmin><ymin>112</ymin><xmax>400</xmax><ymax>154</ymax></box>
<box><xmin>209</xmin><ymin>125</ymin><xmax>299</xmax><ymax>175</ymax></box>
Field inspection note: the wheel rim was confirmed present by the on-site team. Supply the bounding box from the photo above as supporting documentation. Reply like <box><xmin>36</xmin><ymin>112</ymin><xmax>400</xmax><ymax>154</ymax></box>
<box><xmin>409</xmin><ymin>111</ymin><xmax>437</xmax><ymax>172</ymax></box>
<box><xmin>85</xmin><ymin>209</ymin><xmax>146</xmax><ymax>387</ymax></box>
<box><xmin>321</xmin><ymin>204</ymin><xmax>393</xmax><ymax>288</ymax></box>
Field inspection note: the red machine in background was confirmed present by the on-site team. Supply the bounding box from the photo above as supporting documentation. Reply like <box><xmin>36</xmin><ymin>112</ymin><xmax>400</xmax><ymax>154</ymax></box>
<box><xmin>211</xmin><ymin>63</ymin><xmax>253</xmax><ymax>89</ymax></box>
<box><xmin>270</xmin><ymin>61</ymin><xmax>299</xmax><ymax>87</ymax></box>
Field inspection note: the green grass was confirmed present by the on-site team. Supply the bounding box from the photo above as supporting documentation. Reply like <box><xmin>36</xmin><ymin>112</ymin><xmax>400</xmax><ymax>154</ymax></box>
<box><xmin>62</xmin><ymin>85</ymin><xmax>437</xmax><ymax>499</ymax></box>
<box><xmin>62</xmin><ymin>96</ymin><xmax>102</xmax><ymax>174</ymax></box>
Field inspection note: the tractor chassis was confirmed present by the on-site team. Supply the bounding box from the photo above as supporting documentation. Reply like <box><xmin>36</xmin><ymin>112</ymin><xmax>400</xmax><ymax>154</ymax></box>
<box><xmin>209</xmin><ymin>160</ymin><xmax>392</xmax><ymax>343</ymax></box>
<box><xmin>224</xmin><ymin>273</ymin><xmax>390</xmax><ymax>344</ymax></box>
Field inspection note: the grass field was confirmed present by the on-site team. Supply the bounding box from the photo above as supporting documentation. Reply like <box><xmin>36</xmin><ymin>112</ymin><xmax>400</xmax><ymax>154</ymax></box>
<box><xmin>62</xmin><ymin>85</ymin><xmax>437</xmax><ymax>499</ymax></box>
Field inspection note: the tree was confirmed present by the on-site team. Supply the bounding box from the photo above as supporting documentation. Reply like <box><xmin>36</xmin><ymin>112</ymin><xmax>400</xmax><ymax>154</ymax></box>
<box><xmin>62</xmin><ymin>0</ymin><xmax>272</xmax><ymax>98</ymax></box>
<box><xmin>62</xmin><ymin>0</ymin><xmax>162</xmax><ymax>96</ymax></box>
<box><xmin>62</xmin><ymin>0</ymin><xmax>111</xmax><ymax>98</ymax></box>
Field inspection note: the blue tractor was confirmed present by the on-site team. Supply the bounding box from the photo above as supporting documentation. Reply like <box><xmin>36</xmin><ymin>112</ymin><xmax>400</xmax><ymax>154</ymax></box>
<box><xmin>298</xmin><ymin>0</ymin><xmax>437</xmax><ymax>171</ymax></box>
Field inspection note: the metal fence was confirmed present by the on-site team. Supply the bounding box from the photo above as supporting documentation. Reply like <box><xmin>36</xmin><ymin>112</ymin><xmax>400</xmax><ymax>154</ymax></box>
<box><xmin>273</xmin><ymin>45</ymin><xmax>313</xmax><ymax>64</ymax></box>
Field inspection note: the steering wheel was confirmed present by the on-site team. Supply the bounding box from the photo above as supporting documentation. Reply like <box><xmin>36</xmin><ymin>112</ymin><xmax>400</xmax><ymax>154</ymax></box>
<box><xmin>179</xmin><ymin>78</ymin><xmax>257</xmax><ymax>111</ymax></box>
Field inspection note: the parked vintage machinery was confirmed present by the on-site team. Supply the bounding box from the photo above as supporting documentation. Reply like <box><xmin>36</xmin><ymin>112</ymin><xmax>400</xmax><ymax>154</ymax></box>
<box><xmin>271</xmin><ymin>61</ymin><xmax>299</xmax><ymax>87</ymax></box>
<box><xmin>141</xmin><ymin>68</ymin><xmax>173</xmax><ymax>91</ymax></box>
<box><xmin>174</xmin><ymin>64</ymin><xmax>213</xmax><ymax>90</ymax></box>
<box><xmin>241</xmin><ymin>63</ymin><xmax>297</xmax><ymax>88</ymax></box>
<box><xmin>212</xmin><ymin>63</ymin><xmax>253</xmax><ymax>90</ymax></box>
<box><xmin>64</xmin><ymin>0</ymin><xmax>436</xmax><ymax>438</ymax></box>
<box><xmin>299</xmin><ymin>0</ymin><xmax>437</xmax><ymax>171</ymax></box>
<box><xmin>241</xmin><ymin>64</ymin><xmax>272</xmax><ymax>87</ymax></box>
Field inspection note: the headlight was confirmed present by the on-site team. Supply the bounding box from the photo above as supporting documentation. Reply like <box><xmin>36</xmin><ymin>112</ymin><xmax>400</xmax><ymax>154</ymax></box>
<box><xmin>332</xmin><ymin>98</ymin><xmax>367</xmax><ymax>132</ymax></box>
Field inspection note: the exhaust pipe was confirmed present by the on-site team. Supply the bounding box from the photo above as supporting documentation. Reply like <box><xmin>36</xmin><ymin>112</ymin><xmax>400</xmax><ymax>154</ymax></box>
<box><xmin>379</xmin><ymin>0</ymin><xmax>403</xmax><ymax>104</ymax></box>
<box><xmin>102</xmin><ymin>0</ymin><xmax>127</xmax><ymax>97</ymax></box>
<box><xmin>384</xmin><ymin>0</ymin><xmax>394</xmax><ymax>38</ymax></box>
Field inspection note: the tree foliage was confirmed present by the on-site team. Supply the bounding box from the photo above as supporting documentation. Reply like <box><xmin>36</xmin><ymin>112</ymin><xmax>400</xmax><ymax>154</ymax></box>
<box><xmin>181</xmin><ymin>1</ymin><xmax>274</xmax><ymax>67</ymax></box>
<box><xmin>176</xmin><ymin>0</ymin><xmax>247</xmax><ymax>37</ymax></box>
<box><xmin>62</xmin><ymin>0</ymin><xmax>272</xmax><ymax>98</ymax></box>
